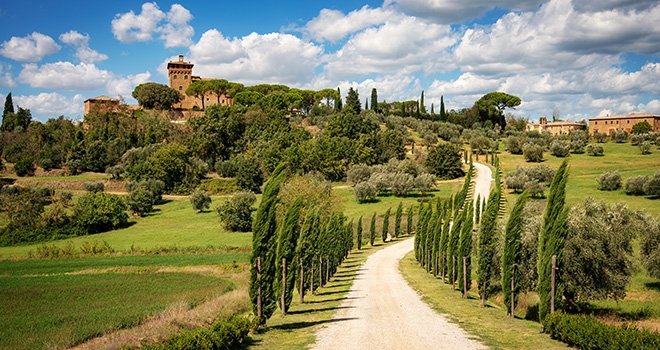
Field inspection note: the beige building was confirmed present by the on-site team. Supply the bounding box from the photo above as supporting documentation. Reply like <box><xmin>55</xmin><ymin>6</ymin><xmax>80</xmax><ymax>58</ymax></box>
<box><xmin>526</xmin><ymin>117</ymin><xmax>586</xmax><ymax>135</ymax></box>
<box><xmin>167</xmin><ymin>55</ymin><xmax>233</xmax><ymax>110</ymax></box>
<box><xmin>588</xmin><ymin>112</ymin><xmax>660</xmax><ymax>135</ymax></box>
<box><xmin>83</xmin><ymin>96</ymin><xmax>120</xmax><ymax>115</ymax></box>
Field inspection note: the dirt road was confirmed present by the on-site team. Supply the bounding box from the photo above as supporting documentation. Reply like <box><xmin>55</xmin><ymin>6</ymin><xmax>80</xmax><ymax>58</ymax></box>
<box><xmin>313</xmin><ymin>163</ymin><xmax>492</xmax><ymax>350</ymax></box>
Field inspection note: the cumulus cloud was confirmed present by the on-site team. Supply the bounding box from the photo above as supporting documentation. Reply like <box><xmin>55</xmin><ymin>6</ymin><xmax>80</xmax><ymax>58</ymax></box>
<box><xmin>186</xmin><ymin>30</ymin><xmax>322</xmax><ymax>86</ymax></box>
<box><xmin>0</xmin><ymin>63</ymin><xmax>16</xmax><ymax>88</ymax></box>
<box><xmin>12</xmin><ymin>92</ymin><xmax>84</xmax><ymax>117</ymax></box>
<box><xmin>0</xmin><ymin>32</ymin><xmax>60</xmax><ymax>62</ymax></box>
<box><xmin>385</xmin><ymin>0</ymin><xmax>543</xmax><ymax>23</ymax></box>
<box><xmin>304</xmin><ymin>6</ymin><xmax>397</xmax><ymax>42</ymax></box>
<box><xmin>112</xmin><ymin>2</ymin><xmax>194</xmax><ymax>47</ymax></box>
<box><xmin>18</xmin><ymin>61</ymin><xmax>112</xmax><ymax>90</ymax></box>
<box><xmin>106</xmin><ymin>71</ymin><xmax>151</xmax><ymax>98</ymax></box>
<box><xmin>59</xmin><ymin>30</ymin><xmax>108</xmax><ymax>63</ymax></box>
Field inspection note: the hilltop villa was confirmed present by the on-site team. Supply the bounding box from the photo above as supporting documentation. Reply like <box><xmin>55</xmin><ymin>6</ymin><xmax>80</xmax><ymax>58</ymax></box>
<box><xmin>588</xmin><ymin>112</ymin><xmax>660</xmax><ymax>135</ymax></box>
<box><xmin>525</xmin><ymin>117</ymin><xmax>586</xmax><ymax>135</ymax></box>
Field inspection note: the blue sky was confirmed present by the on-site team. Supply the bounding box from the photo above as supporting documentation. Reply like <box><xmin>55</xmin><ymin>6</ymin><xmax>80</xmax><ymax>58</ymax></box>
<box><xmin>0</xmin><ymin>0</ymin><xmax>658</xmax><ymax>121</ymax></box>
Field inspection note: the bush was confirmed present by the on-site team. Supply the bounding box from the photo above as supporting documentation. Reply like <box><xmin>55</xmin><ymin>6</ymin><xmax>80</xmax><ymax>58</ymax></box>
<box><xmin>613</xmin><ymin>129</ymin><xmax>628</xmax><ymax>143</ymax></box>
<box><xmin>414</xmin><ymin>173</ymin><xmax>435</xmax><ymax>195</ymax></box>
<box><xmin>625</xmin><ymin>176</ymin><xmax>649</xmax><ymax>195</ymax></box>
<box><xmin>522</xmin><ymin>143</ymin><xmax>544</xmax><ymax>162</ymax></box>
<box><xmin>126</xmin><ymin>184</ymin><xmax>155</xmax><ymax>217</ymax></box>
<box><xmin>586</xmin><ymin>144</ymin><xmax>604</xmax><ymax>156</ymax></box>
<box><xmin>234</xmin><ymin>155</ymin><xmax>263</xmax><ymax>193</ymax></box>
<box><xmin>217</xmin><ymin>191</ymin><xmax>256</xmax><ymax>232</ymax></box>
<box><xmin>142</xmin><ymin>316</ymin><xmax>252</xmax><ymax>350</ymax></box>
<box><xmin>215</xmin><ymin>159</ymin><xmax>237</xmax><ymax>178</ymax></box>
<box><xmin>83</xmin><ymin>182</ymin><xmax>104</xmax><ymax>193</ymax></box>
<box><xmin>631</xmin><ymin>134</ymin><xmax>645</xmax><ymax>146</ymax></box>
<box><xmin>507</xmin><ymin>136</ymin><xmax>525</xmax><ymax>154</ymax></box>
<box><xmin>644</xmin><ymin>172</ymin><xmax>660</xmax><ymax>198</ymax></box>
<box><xmin>190</xmin><ymin>189</ymin><xmax>212</xmax><ymax>212</ymax></box>
<box><xmin>14</xmin><ymin>157</ymin><xmax>35</xmax><ymax>176</ymax></box>
<box><xmin>640</xmin><ymin>220</ymin><xmax>660</xmax><ymax>279</ymax></box>
<box><xmin>73</xmin><ymin>192</ymin><xmax>128</xmax><ymax>233</ymax></box>
<box><xmin>544</xmin><ymin>312</ymin><xmax>660</xmax><ymax>350</ymax></box>
<box><xmin>346</xmin><ymin>164</ymin><xmax>373</xmax><ymax>184</ymax></box>
<box><xmin>105</xmin><ymin>165</ymin><xmax>124</xmax><ymax>179</ymax></box>
<box><xmin>353</xmin><ymin>181</ymin><xmax>377</xmax><ymax>203</ymax></box>
<box><xmin>505</xmin><ymin>165</ymin><xmax>554</xmax><ymax>197</ymax></box>
<box><xmin>550</xmin><ymin>140</ymin><xmax>571</xmax><ymax>157</ymax></box>
<box><xmin>425</xmin><ymin>143</ymin><xmax>464</xmax><ymax>179</ymax></box>
<box><xmin>640</xmin><ymin>141</ymin><xmax>652</xmax><ymax>155</ymax></box>
<box><xmin>597</xmin><ymin>171</ymin><xmax>621</xmax><ymax>191</ymax></box>
<box><xmin>593</xmin><ymin>132</ymin><xmax>608</xmax><ymax>143</ymax></box>
<box><xmin>632</xmin><ymin>121</ymin><xmax>652</xmax><ymax>134</ymax></box>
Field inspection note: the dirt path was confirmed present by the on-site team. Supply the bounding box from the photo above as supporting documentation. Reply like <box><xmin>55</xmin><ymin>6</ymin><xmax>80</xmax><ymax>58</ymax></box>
<box><xmin>313</xmin><ymin>163</ymin><xmax>492</xmax><ymax>350</ymax></box>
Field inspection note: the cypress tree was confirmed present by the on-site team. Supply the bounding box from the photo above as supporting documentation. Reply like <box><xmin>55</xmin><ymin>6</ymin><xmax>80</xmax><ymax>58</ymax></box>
<box><xmin>477</xmin><ymin>171</ymin><xmax>502</xmax><ymax>306</ymax></box>
<box><xmin>365</xmin><ymin>97</ymin><xmax>369</xmax><ymax>110</ymax></box>
<box><xmin>420</xmin><ymin>90</ymin><xmax>426</xmax><ymax>114</ymax></box>
<box><xmin>474</xmin><ymin>194</ymin><xmax>482</xmax><ymax>225</ymax></box>
<box><xmin>369</xmin><ymin>212</ymin><xmax>376</xmax><ymax>246</ymax></box>
<box><xmin>457</xmin><ymin>201</ymin><xmax>474</xmax><ymax>293</ymax></box>
<box><xmin>356</xmin><ymin>216</ymin><xmax>363</xmax><ymax>250</ymax></box>
<box><xmin>346</xmin><ymin>87</ymin><xmax>361</xmax><ymax>114</ymax></box>
<box><xmin>440</xmin><ymin>95</ymin><xmax>446</xmax><ymax>121</ymax></box>
<box><xmin>447</xmin><ymin>206</ymin><xmax>464</xmax><ymax>285</ymax></box>
<box><xmin>424</xmin><ymin>201</ymin><xmax>436</xmax><ymax>271</ymax></box>
<box><xmin>538</xmin><ymin>159</ymin><xmax>569</xmax><ymax>322</ymax></box>
<box><xmin>296</xmin><ymin>208</ymin><xmax>319</xmax><ymax>301</ymax></box>
<box><xmin>415</xmin><ymin>204</ymin><xmax>426</xmax><ymax>262</ymax></box>
<box><xmin>502</xmin><ymin>191</ymin><xmax>529</xmax><ymax>315</ymax></box>
<box><xmin>336</xmin><ymin>87</ymin><xmax>343</xmax><ymax>111</ymax></box>
<box><xmin>370</xmin><ymin>88</ymin><xmax>378</xmax><ymax>111</ymax></box>
<box><xmin>394</xmin><ymin>202</ymin><xmax>403</xmax><ymax>238</ymax></box>
<box><xmin>381</xmin><ymin>207</ymin><xmax>391</xmax><ymax>242</ymax></box>
<box><xmin>431</xmin><ymin>103</ymin><xmax>434</xmax><ymax>115</ymax></box>
<box><xmin>276</xmin><ymin>197</ymin><xmax>303</xmax><ymax>313</ymax></box>
<box><xmin>3</xmin><ymin>92</ymin><xmax>14</xmax><ymax>118</ymax></box>
<box><xmin>431</xmin><ymin>202</ymin><xmax>443</xmax><ymax>276</ymax></box>
<box><xmin>406</xmin><ymin>205</ymin><xmax>414</xmax><ymax>235</ymax></box>
<box><xmin>250</xmin><ymin>163</ymin><xmax>287</xmax><ymax>325</ymax></box>
<box><xmin>439</xmin><ymin>203</ymin><xmax>451</xmax><ymax>280</ymax></box>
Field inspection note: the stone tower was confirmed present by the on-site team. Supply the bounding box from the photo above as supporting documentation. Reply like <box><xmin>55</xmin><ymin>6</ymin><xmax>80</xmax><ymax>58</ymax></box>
<box><xmin>167</xmin><ymin>54</ymin><xmax>194</xmax><ymax>95</ymax></box>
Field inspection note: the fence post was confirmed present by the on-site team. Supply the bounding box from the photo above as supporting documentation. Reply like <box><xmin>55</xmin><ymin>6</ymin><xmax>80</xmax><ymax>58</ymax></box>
<box><xmin>281</xmin><ymin>257</ymin><xmax>287</xmax><ymax>315</ymax></box>
<box><xmin>257</xmin><ymin>256</ymin><xmax>262</xmax><ymax>323</ymax></box>
<box><xmin>551</xmin><ymin>255</ymin><xmax>557</xmax><ymax>314</ymax></box>
<box><xmin>463</xmin><ymin>256</ymin><xmax>468</xmax><ymax>298</ymax></box>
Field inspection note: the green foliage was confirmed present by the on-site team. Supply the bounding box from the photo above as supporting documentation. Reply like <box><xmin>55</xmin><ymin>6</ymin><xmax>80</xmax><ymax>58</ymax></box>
<box><xmin>474</xmin><ymin>92</ymin><xmax>521</xmax><ymax>129</ymax></box>
<box><xmin>501</xmin><ymin>191</ymin><xmax>529</xmax><ymax>314</ymax></box>
<box><xmin>394</xmin><ymin>202</ymin><xmax>403</xmax><ymax>239</ymax></box>
<box><xmin>640</xmin><ymin>141</ymin><xmax>652</xmax><ymax>155</ymax></box>
<box><xmin>537</xmin><ymin>159</ymin><xmax>569</xmax><ymax>321</ymax></box>
<box><xmin>356</xmin><ymin>216</ymin><xmax>363</xmax><ymax>250</ymax></box>
<box><xmin>1</xmin><ymin>107</ymin><xmax>31</xmax><ymax>132</ymax></box>
<box><xmin>369</xmin><ymin>212</ymin><xmax>376</xmax><ymax>246</ymax></box>
<box><xmin>406</xmin><ymin>205</ymin><xmax>414</xmax><ymax>235</ymax></box>
<box><xmin>126</xmin><ymin>183</ymin><xmax>156</xmax><ymax>216</ymax></box>
<box><xmin>477</xmin><ymin>176</ymin><xmax>501</xmax><ymax>301</ymax></box>
<box><xmin>624</xmin><ymin>175</ymin><xmax>649</xmax><ymax>195</ymax></box>
<box><xmin>446</xmin><ymin>204</ymin><xmax>463</xmax><ymax>284</ymax></box>
<box><xmin>84</xmin><ymin>182</ymin><xmax>104</xmax><ymax>193</ymax></box>
<box><xmin>234</xmin><ymin>154</ymin><xmax>265</xmax><ymax>193</ymax></box>
<box><xmin>457</xmin><ymin>202</ymin><xmax>474</xmax><ymax>291</ymax></box>
<box><xmin>370</xmin><ymin>88</ymin><xmax>378</xmax><ymax>112</ymax></box>
<box><xmin>215</xmin><ymin>159</ymin><xmax>237</xmax><ymax>177</ymax></box>
<box><xmin>14</xmin><ymin>156</ymin><xmax>35</xmax><ymax>176</ymax></box>
<box><xmin>640</xmin><ymin>219</ymin><xmax>660</xmax><ymax>279</ymax></box>
<box><xmin>188</xmin><ymin>105</ymin><xmax>245</xmax><ymax>166</ymax></box>
<box><xmin>613</xmin><ymin>129</ymin><xmax>628</xmax><ymax>143</ymax></box>
<box><xmin>523</xmin><ymin>143</ymin><xmax>544</xmax><ymax>162</ymax></box>
<box><xmin>345</xmin><ymin>87</ymin><xmax>361</xmax><ymax>115</ymax></box>
<box><xmin>425</xmin><ymin>143</ymin><xmax>465</xmax><ymax>179</ymax></box>
<box><xmin>592</xmin><ymin>132</ymin><xmax>608</xmax><ymax>143</ymax></box>
<box><xmin>73</xmin><ymin>192</ymin><xmax>128</xmax><ymax>234</ymax></box>
<box><xmin>382</xmin><ymin>207</ymin><xmax>391</xmax><ymax>242</ymax></box>
<box><xmin>250</xmin><ymin>164</ymin><xmax>287</xmax><ymax>324</ymax></box>
<box><xmin>353</xmin><ymin>181</ymin><xmax>377</xmax><ymax>203</ymax></box>
<box><xmin>505</xmin><ymin>165</ymin><xmax>555</xmax><ymax>197</ymax></box>
<box><xmin>632</xmin><ymin>121</ymin><xmax>652</xmax><ymax>134</ymax></box>
<box><xmin>2</xmin><ymin>92</ymin><xmax>14</xmax><ymax>121</ymax></box>
<box><xmin>190</xmin><ymin>189</ymin><xmax>212</xmax><ymax>212</ymax></box>
<box><xmin>550</xmin><ymin>140</ymin><xmax>571</xmax><ymax>157</ymax></box>
<box><xmin>132</xmin><ymin>82</ymin><xmax>182</xmax><ymax>110</ymax></box>
<box><xmin>198</xmin><ymin>178</ymin><xmax>237</xmax><ymax>195</ymax></box>
<box><xmin>276</xmin><ymin>197</ymin><xmax>303</xmax><ymax>313</ymax></box>
<box><xmin>217</xmin><ymin>191</ymin><xmax>256</xmax><ymax>232</ymax></box>
<box><xmin>142</xmin><ymin>316</ymin><xmax>252</xmax><ymax>350</ymax></box>
<box><xmin>597</xmin><ymin>171</ymin><xmax>621</xmax><ymax>191</ymax></box>
<box><xmin>544</xmin><ymin>312</ymin><xmax>660</xmax><ymax>350</ymax></box>
<box><xmin>586</xmin><ymin>144</ymin><xmax>605</xmax><ymax>156</ymax></box>
<box><xmin>644</xmin><ymin>172</ymin><xmax>660</xmax><ymax>198</ymax></box>
<box><xmin>296</xmin><ymin>208</ymin><xmax>320</xmax><ymax>295</ymax></box>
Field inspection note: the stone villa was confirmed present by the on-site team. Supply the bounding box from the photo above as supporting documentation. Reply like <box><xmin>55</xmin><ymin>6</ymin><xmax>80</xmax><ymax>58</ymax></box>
<box><xmin>588</xmin><ymin>112</ymin><xmax>660</xmax><ymax>135</ymax></box>
<box><xmin>526</xmin><ymin>117</ymin><xmax>586</xmax><ymax>135</ymax></box>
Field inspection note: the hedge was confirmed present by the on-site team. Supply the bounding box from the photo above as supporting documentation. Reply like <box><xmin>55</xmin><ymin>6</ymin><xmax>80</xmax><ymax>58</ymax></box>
<box><xmin>544</xmin><ymin>312</ymin><xmax>660</xmax><ymax>350</ymax></box>
<box><xmin>142</xmin><ymin>316</ymin><xmax>252</xmax><ymax>350</ymax></box>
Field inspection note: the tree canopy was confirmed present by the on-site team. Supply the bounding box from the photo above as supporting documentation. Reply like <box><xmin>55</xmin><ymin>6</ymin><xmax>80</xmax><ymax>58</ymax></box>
<box><xmin>133</xmin><ymin>82</ymin><xmax>182</xmax><ymax>110</ymax></box>
<box><xmin>474</xmin><ymin>92</ymin><xmax>521</xmax><ymax>129</ymax></box>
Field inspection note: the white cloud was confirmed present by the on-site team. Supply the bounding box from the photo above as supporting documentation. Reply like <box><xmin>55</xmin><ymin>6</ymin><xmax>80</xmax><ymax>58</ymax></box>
<box><xmin>187</xmin><ymin>30</ymin><xmax>323</xmax><ymax>86</ymax></box>
<box><xmin>107</xmin><ymin>72</ymin><xmax>151</xmax><ymax>99</ymax></box>
<box><xmin>12</xmin><ymin>92</ymin><xmax>84</xmax><ymax>118</ymax></box>
<box><xmin>385</xmin><ymin>0</ymin><xmax>543</xmax><ymax>23</ymax></box>
<box><xmin>59</xmin><ymin>30</ymin><xmax>108</xmax><ymax>63</ymax></box>
<box><xmin>112</xmin><ymin>2</ymin><xmax>194</xmax><ymax>47</ymax></box>
<box><xmin>0</xmin><ymin>32</ymin><xmax>60</xmax><ymax>62</ymax></box>
<box><xmin>18</xmin><ymin>61</ymin><xmax>112</xmax><ymax>90</ymax></box>
<box><xmin>304</xmin><ymin>6</ymin><xmax>397</xmax><ymax>42</ymax></box>
<box><xmin>0</xmin><ymin>63</ymin><xmax>16</xmax><ymax>88</ymax></box>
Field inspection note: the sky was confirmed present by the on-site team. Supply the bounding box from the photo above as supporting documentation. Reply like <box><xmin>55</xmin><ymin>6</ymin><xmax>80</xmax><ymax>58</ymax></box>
<box><xmin>0</xmin><ymin>0</ymin><xmax>658</xmax><ymax>122</ymax></box>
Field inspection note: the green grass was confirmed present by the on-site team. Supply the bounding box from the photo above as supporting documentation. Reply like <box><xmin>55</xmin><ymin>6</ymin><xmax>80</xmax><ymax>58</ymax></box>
<box><xmin>399</xmin><ymin>252</ymin><xmax>568</xmax><ymax>349</ymax></box>
<box><xmin>0</xmin><ymin>198</ymin><xmax>252</xmax><ymax>258</ymax></box>
<box><xmin>0</xmin><ymin>271</ymin><xmax>234</xmax><ymax>350</ymax></box>
<box><xmin>498</xmin><ymin>141</ymin><xmax>660</xmax><ymax>217</ymax></box>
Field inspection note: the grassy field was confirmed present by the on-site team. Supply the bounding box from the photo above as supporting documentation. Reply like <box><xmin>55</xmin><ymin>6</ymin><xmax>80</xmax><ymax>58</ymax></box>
<box><xmin>399</xmin><ymin>252</ymin><xmax>569</xmax><ymax>349</ymax></box>
<box><xmin>497</xmin><ymin>141</ymin><xmax>660</xmax><ymax>217</ymax></box>
<box><xmin>0</xmin><ymin>257</ymin><xmax>242</xmax><ymax>350</ymax></box>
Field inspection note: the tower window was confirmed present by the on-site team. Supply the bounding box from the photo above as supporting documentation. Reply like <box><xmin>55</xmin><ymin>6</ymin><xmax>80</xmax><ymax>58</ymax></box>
<box><xmin>184</xmin><ymin>75</ymin><xmax>188</xmax><ymax>80</ymax></box>
<box><xmin>179</xmin><ymin>86</ymin><xmax>182</xmax><ymax>91</ymax></box>
<box><xmin>173</xmin><ymin>75</ymin><xmax>177</xmax><ymax>80</ymax></box>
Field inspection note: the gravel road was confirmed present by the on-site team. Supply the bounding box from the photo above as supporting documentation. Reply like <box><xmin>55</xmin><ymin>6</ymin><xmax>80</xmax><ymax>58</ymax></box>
<box><xmin>313</xmin><ymin>162</ymin><xmax>492</xmax><ymax>350</ymax></box>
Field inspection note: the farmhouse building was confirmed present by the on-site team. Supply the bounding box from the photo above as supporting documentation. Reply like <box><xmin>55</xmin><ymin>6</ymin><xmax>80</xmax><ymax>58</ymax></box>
<box><xmin>83</xmin><ymin>96</ymin><xmax>120</xmax><ymax>115</ymax></box>
<box><xmin>588</xmin><ymin>112</ymin><xmax>660</xmax><ymax>135</ymax></box>
<box><xmin>167</xmin><ymin>55</ymin><xmax>233</xmax><ymax>110</ymax></box>
<box><xmin>526</xmin><ymin>117</ymin><xmax>586</xmax><ymax>135</ymax></box>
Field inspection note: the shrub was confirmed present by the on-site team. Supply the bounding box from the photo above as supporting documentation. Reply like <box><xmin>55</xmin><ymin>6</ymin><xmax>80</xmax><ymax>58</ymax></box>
<box><xmin>544</xmin><ymin>312</ymin><xmax>660</xmax><ymax>350</ymax></box>
<box><xmin>550</xmin><ymin>140</ymin><xmax>571</xmax><ymax>157</ymax></box>
<box><xmin>73</xmin><ymin>192</ymin><xmax>128</xmax><ymax>233</ymax></box>
<box><xmin>640</xmin><ymin>141</ymin><xmax>652</xmax><ymax>155</ymax></box>
<box><xmin>631</xmin><ymin>134</ymin><xmax>645</xmax><ymax>146</ymax></box>
<box><xmin>217</xmin><ymin>191</ymin><xmax>256</xmax><ymax>232</ymax></box>
<box><xmin>389</xmin><ymin>172</ymin><xmax>415</xmax><ymax>196</ymax></box>
<box><xmin>190</xmin><ymin>189</ymin><xmax>212</xmax><ymax>212</ymax></box>
<box><xmin>215</xmin><ymin>159</ymin><xmax>237</xmax><ymax>178</ymax></box>
<box><xmin>592</xmin><ymin>132</ymin><xmax>608</xmax><ymax>143</ymax></box>
<box><xmin>346</xmin><ymin>164</ymin><xmax>373</xmax><ymax>184</ymax></box>
<box><xmin>83</xmin><ymin>182</ymin><xmax>104</xmax><ymax>193</ymax></box>
<box><xmin>523</xmin><ymin>180</ymin><xmax>545</xmax><ymax>198</ymax></box>
<box><xmin>625</xmin><ymin>176</ymin><xmax>649</xmax><ymax>195</ymax></box>
<box><xmin>14</xmin><ymin>157</ymin><xmax>35</xmax><ymax>176</ymax></box>
<box><xmin>507</xmin><ymin>136</ymin><xmax>525</xmax><ymax>154</ymax></box>
<box><xmin>644</xmin><ymin>172</ymin><xmax>660</xmax><ymax>198</ymax></box>
<box><xmin>105</xmin><ymin>165</ymin><xmax>123</xmax><ymax>179</ymax></box>
<box><xmin>597</xmin><ymin>171</ymin><xmax>621</xmax><ymax>191</ymax></box>
<box><xmin>354</xmin><ymin>181</ymin><xmax>377</xmax><ymax>203</ymax></box>
<box><xmin>632</xmin><ymin>121</ymin><xmax>652</xmax><ymax>134</ymax></box>
<box><xmin>586</xmin><ymin>144</ymin><xmax>604</xmax><ymax>156</ymax></box>
<box><xmin>126</xmin><ymin>184</ymin><xmax>155</xmax><ymax>216</ymax></box>
<box><xmin>570</xmin><ymin>140</ymin><xmax>585</xmax><ymax>154</ymax></box>
<box><xmin>234</xmin><ymin>155</ymin><xmax>263</xmax><ymax>193</ymax></box>
<box><xmin>522</xmin><ymin>143</ymin><xmax>544</xmax><ymax>162</ymax></box>
<box><xmin>640</xmin><ymin>219</ymin><xmax>660</xmax><ymax>279</ymax></box>
<box><xmin>505</xmin><ymin>165</ymin><xmax>555</xmax><ymax>197</ymax></box>
<box><xmin>142</xmin><ymin>316</ymin><xmax>252</xmax><ymax>350</ymax></box>
<box><xmin>414</xmin><ymin>173</ymin><xmax>435</xmax><ymax>195</ymax></box>
<box><xmin>425</xmin><ymin>143</ymin><xmax>464</xmax><ymax>179</ymax></box>
<box><xmin>613</xmin><ymin>129</ymin><xmax>628</xmax><ymax>143</ymax></box>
